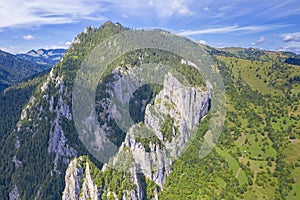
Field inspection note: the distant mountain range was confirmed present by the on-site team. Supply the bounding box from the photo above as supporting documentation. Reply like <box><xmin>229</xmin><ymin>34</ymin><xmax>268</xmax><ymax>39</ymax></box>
<box><xmin>16</xmin><ymin>48</ymin><xmax>66</xmax><ymax>67</ymax></box>
<box><xmin>0</xmin><ymin>50</ymin><xmax>50</xmax><ymax>91</ymax></box>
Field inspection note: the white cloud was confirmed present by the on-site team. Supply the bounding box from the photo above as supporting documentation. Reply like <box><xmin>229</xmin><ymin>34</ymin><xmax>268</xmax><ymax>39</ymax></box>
<box><xmin>0</xmin><ymin>0</ymin><xmax>107</xmax><ymax>28</ymax></box>
<box><xmin>199</xmin><ymin>40</ymin><xmax>206</xmax><ymax>45</ymax></box>
<box><xmin>146</xmin><ymin>0</ymin><xmax>194</xmax><ymax>17</ymax></box>
<box><xmin>204</xmin><ymin>6</ymin><xmax>209</xmax><ymax>11</ymax></box>
<box><xmin>0</xmin><ymin>46</ymin><xmax>29</xmax><ymax>54</ymax></box>
<box><xmin>22</xmin><ymin>35</ymin><xmax>35</xmax><ymax>40</ymax></box>
<box><xmin>45</xmin><ymin>45</ymin><xmax>68</xmax><ymax>50</ymax></box>
<box><xmin>178</xmin><ymin>7</ymin><xmax>193</xmax><ymax>15</ymax></box>
<box><xmin>251</xmin><ymin>36</ymin><xmax>266</xmax><ymax>45</ymax></box>
<box><xmin>179</xmin><ymin>26</ymin><xmax>237</xmax><ymax>35</ymax></box>
<box><xmin>0</xmin><ymin>43</ymin><xmax>70</xmax><ymax>54</ymax></box>
<box><xmin>202</xmin><ymin>0</ymin><xmax>300</xmax><ymax>26</ymax></box>
<box><xmin>0</xmin><ymin>0</ymin><xmax>195</xmax><ymax>28</ymax></box>
<box><xmin>282</xmin><ymin>32</ymin><xmax>300</xmax><ymax>42</ymax></box>
<box><xmin>178</xmin><ymin>24</ymin><xmax>290</xmax><ymax>36</ymax></box>
<box><xmin>172</xmin><ymin>0</ymin><xmax>194</xmax><ymax>16</ymax></box>
<box><xmin>148</xmin><ymin>1</ymin><xmax>154</xmax><ymax>6</ymax></box>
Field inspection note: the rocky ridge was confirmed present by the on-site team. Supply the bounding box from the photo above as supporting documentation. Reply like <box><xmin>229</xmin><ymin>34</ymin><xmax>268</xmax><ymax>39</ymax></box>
<box><xmin>9</xmin><ymin>66</ymin><xmax>78</xmax><ymax>199</ymax></box>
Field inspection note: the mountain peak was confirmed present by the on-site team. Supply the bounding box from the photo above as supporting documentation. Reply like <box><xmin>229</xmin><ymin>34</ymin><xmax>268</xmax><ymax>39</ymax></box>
<box><xmin>26</xmin><ymin>49</ymin><xmax>38</xmax><ymax>56</ymax></box>
<box><xmin>17</xmin><ymin>48</ymin><xmax>66</xmax><ymax>66</ymax></box>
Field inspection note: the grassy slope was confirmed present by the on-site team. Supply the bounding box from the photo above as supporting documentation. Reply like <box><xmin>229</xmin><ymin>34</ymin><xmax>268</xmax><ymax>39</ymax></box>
<box><xmin>287</xmin><ymin>167</ymin><xmax>300</xmax><ymax>200</ymax></box>
<box><xmin>159</xmin><ymin>48</ymin><xmax>299</xmax><ymax>199</ymax></box>
<box><xmin>219</xmin><ymin>52</ymin><xmax>299</xmax><ymax>199</ymax></box>
<box><xmin>215</xmin><ymin>147</ymin><xmax>248</xmax><ymax>185</ymax></box>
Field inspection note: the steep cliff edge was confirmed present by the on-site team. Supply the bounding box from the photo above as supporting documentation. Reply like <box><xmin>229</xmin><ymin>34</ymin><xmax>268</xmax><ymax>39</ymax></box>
<box><xmin>62</xmin><ymin>69</ymin><xmax>210</xmax><ymax>199</ymax></box>
<box><xmin>122</xmin><ymin>72</ymin><xmax>210</xmax><ymax>187</ymax></box>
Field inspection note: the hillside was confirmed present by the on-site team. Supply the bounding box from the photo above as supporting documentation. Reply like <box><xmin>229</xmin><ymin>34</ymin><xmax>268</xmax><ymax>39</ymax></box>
<box><xmin>0</xmin><ymin>50</ymin><xmax>50</xmax><ymax>91</ymax></box>
<box><xmin>0</xmin><ymin>22</ymin><xmax>299</xmax><ymax>200</ymax></box>
<box><xmin>158</xmin><ymin>46</ymin><xmax>300</xmax><ymax>199</ymax></box>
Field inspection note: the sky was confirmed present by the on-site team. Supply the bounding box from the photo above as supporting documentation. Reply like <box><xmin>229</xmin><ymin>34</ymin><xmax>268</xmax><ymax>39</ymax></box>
<box><xmin>0</xmin><ymin>0</ymin><xmax>300</xmax><ymax>54</ymax></box>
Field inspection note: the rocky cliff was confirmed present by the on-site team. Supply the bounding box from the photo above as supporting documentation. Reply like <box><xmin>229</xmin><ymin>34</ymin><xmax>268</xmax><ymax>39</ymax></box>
<box><xmin>121</xmin><ymin>72</ymin><xmax>210</xmax><ymax>187</ymax></box>
<box><xmin>62</xmin><ymin>157</ymin><xmax>100</xmax><ymax>200</ymax></box>
<box><xmin>62</xmin><ymin>66</ymin><xmax>210</xmax><ymax>199</ymax></box>
<box><xmin>8</xmin><ymin>65</ymin><xmax>78</xmax><ymax>199</ymax></box>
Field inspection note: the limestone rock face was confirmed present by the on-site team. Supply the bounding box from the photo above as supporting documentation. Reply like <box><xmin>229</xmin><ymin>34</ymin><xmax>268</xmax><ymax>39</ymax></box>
<box><xmin>122</xmin><ymin>72</ymin><xmax>210</xmax><ymax>187</ymax></box>
<box><xmin>62</xmin><ymin>159</ymin><xmax>84</xmax><ymax>200</ymax></box>
<box><xmin>9</xmin><ymin>67</ymin><xmax>78</xmax><ymax>198</ymax></box>
<box><xmin>62</xmin><ymin>67</ymin><xmax>210</xmax><ymax>200</ymax></box>
<box><xmin>47</xmin><ymin>84</ymin><xmax>77</xmax><ymax>174</ymax></box>
<box><xmin>80</xmin><ymin>162</ymin><xmax>100</xmax><ymax>200</ymax></box>
<box><xmin>63</xmin><ymin>158</ymin><xmax>100</xmax><ymax>200</ymax></box>
<box><xmin>62</xmin><ymin>157</ymin><xmax>140</xmax><ymax>200</ymax></box>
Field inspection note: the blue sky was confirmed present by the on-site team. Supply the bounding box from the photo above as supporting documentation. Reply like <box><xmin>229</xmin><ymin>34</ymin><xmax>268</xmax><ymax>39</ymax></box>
<box><xmin>0</xmin><ymin>0</ymin><xmax>300</xmax><ymax>54</ymax></box>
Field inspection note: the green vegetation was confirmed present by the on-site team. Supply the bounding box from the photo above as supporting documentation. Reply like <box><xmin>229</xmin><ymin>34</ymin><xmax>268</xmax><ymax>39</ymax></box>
<box><xmin>134</xmin><ymin>123</ymin><xmax>163</xmax><ymax>152</ymax></box>
<box><xmin>75</xmin><ymin>156</ymin><xmax>136</xmax><ymax>199</ymax></box>
<box><xmin>175</xmin><ymin>64</ymin><xmax>206</xmax><ymax>87</ymax></box>
<box><xmin>0</xmin><ymin>50</ymin><xmax>50</xmax><ymax>91</ymax></box>
<box><xmin>161</xmin><ymin>114</ymin><xmax>178</xmax><ymax>142</ymax></box>
<box><xmin>215</xmin><ymin>147</ymin><xmax>248</xmax><ymax>185</ymax></box>
<box><xmin>285</xmin><ymin>55</ymin><xmax>300</xmax><ymax>66</ymax></box>
<box><xmin>135</xmin><ymin>134</ymin><xmax>162</xmax><ymax>153</ymax></box>
<box><xmin>0</xmin><ymin>72</ymin><xmax>49</xmax><ymax>198</ymax></box>
<box><xmin>0</xmin><ymin>71</ymin><xmax>48</xmax><ymax>138</ymax></box>
<box><xmin>159</xmin><ymin>116</ymin><xmax>248</xmax><ymax>199</ymax></box>
<box><xmin>0</xmin><ymin>21</ymin><xmax>127</xmax><ymax>200</ymax></box>
<box><xmin>158</xmin><ymin>48</ymin><xmax>299</xmax><ymax>199</ymax></box>
<box><xmin>287</xmin><ymin>167</ymin><xmax>300</xmax><ymax>199</ymax></box>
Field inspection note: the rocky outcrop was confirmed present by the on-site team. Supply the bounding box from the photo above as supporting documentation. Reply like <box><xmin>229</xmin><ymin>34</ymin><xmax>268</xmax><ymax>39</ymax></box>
<box><xmin>48</xmin><ymin>88</ymin><xmax>77</xmax><ymax>174</ymax></box>
<box><xmin>9</xmin><ymin>185</ymin><xmax>21</xmax><ymax>200</ymax></box>
<box><xmin>62</xmin><ymin>156</ymin><xmax>143</xmax><ymax>200</ymax></box>
<box><xmin>62</xmin><ymin>157</ymin><xmax>139</xmax><ymax>200</ymax></box>
<box><xmin>62</xmin><ymin>159</ymin><xmax>84</xmax><ymax>200</ymax></box>
<box><xmin>121</xmin><ymin>72</ymin><xmax>210</xmax><ymax>187</ymax></box>
<box><xmin>80</xmin><ymin>162</ymin><xmax>100</xmax><ymax>200</ymax></box>
<box><xmin>12</xmin><ymin>155</ymin><xmax>22</xmax><ymax>168</ymax></box>
<box><xmin>37</xmin><ymin>69</ymin><xmax>77</xmax><ymax>175</ymax></box>
<box><xmin>62</xmin><ymin>158</ymin><xmax>100</xmax><ymax>200</ymax></box>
